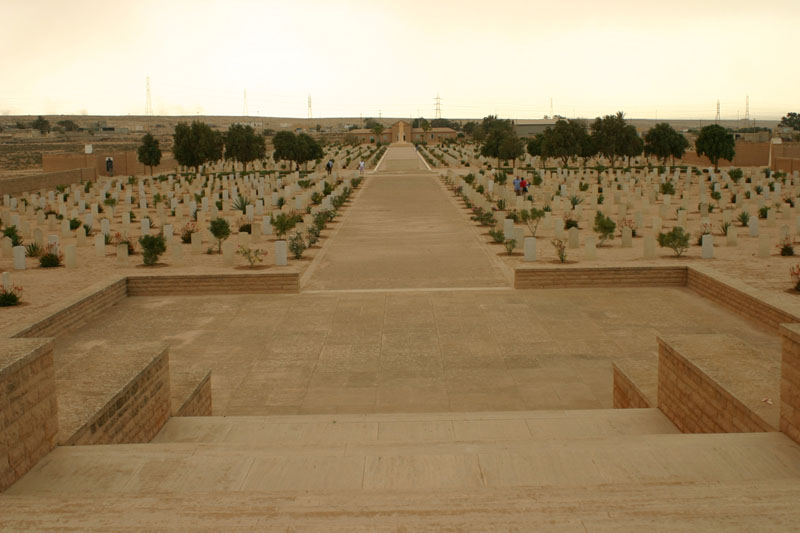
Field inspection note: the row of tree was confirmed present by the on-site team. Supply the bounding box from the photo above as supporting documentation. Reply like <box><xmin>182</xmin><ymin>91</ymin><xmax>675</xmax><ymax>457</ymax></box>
<box><xmin>168</xmin><ymin>121</ymin><xmax>324</xmax><ymax>173</ymax></box>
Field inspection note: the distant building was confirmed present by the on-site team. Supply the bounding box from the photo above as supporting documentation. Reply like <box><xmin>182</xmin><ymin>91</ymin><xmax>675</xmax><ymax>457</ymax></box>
<box><xmin>349</xmin><ymin>120</ymin><xmax>457</xmax><ymax>144</ymax></box>
<box><xmin>513</xmin><ymin>119</ymin><xmax>557</xmax><ymax>138</ymax></box>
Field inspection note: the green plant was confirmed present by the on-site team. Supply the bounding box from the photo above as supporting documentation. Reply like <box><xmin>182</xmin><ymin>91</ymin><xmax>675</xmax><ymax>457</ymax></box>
<box><xmin>311</xmin><ymin>191</ymin><xmax>323</xmax><ymax>205</ymax></box>
<box><xmin>579</xmin><ymin>182</ymin><xmax>589</xmax><ymax>192</ymax></box>
<box><xmin>551</xmin><ymin>238</ymin><xmax>567</xmax><ymax>263</ymax></box>
<box><xmin>563</xmin><ymin>216</ymin><xmax>579</xmax><ymax>230</ymax></box>
<box><xmin>496</xmin><ymin>199</ymin><xmax>506</xmax><ymax>211</ymax></box>
<box><xmin>568</xmin><ymin>195</ymin><xmax>583</xmax><ymax>208</ymax></box>
<box><xmin>519</xmin><ymin>207</ymin><xmax>544</xmax><ymax>236</ymax></box>
<box><xmin>593</xmin><ymin>211</ymin><xmax>616</xmax><ymax>246</ymax></box>
<box><xmin>39</xmin><ymin>244</ymin><xmax>63</xmax><ymax>267</ymax></box>
<box><xmin>209</xmin><ymin>218</ymin><xmax>231</xmax><ymax>253</ymax></box>
<box><xmin>25</xmin><ymin>242</ymin><xmax>42</xmax><ymax>257</ymax></box>
<box><xmin>660</xmin><ymin>181</ymin><xmax>675</xmax><ymax>195</ymax></box>
<box><xmin>307</xmin><ymin>225</ymin><xmax>320</xmax><ymax>246</ymax></box>
<box><xmin>113</xmin><ymin>232</ymin><xmax>135</xmax><ymax>254</ymax></box>
<box><xmin>238</xmin><ymin>223</ymin><xmax>252</xmax><ymax>234</ymax></box>
<box><xmin>84</xmin><ymin>181</ymin><xmax>92</xmax><ymax>193</ymax></box>
<box><xmin>104</xmin><ymin>232</ymin><xmax>113</xmax><ymax>245</ymax></box>
<box><xmin>2</xmin><ymin>225</ymin><xmax>23</xmax><ymax>247</ymax></box>
<box><xmin>729</xmin><ymin>168</ymin><xmax>743</xmax><ymax>183</ymax></box>
<box><xmin>779</xmin><ymin>236</ymin><xmax>795</xmax><ymax>256</ymax></box>
<box><xmin>237</xmin><ymin>245</ymin><xmax>266</xmax><ymax>267</ymax></box>
<box><xmin>232</xmin><ymin>195</ymin><xmax>251</xmax><ymax>213</ymax></box>
<box><xmin>0</xmin><ymin>284</ymin><xmax>23</xmax><ymax>306</ymax></box>
<box><xmin>288</xmin><ymin>232</ymin><xmax>307</xmax><ymax>259</ymax></box>
<box><xmin>138</xmin><ymin>233</ymin><xmax>167</xmax><ymax>265</ymax></box>
<box><xmin>488</xmin><ymin>229</ymin><xmax>505</xmax><ymax>244</ymax></box>
<box><xmin>104</xmin><ymin>197</ymin><xmax>117</xmax><ymax>208</ymax></box>
<box><xmin>695</xmin><ymin>223</ymin><xmax>712</xmax><ymax>246</ymax></box>
<box><xmin>276</xmin><ymin>197</ymin><xmax>286</xmax><ymax>208</ymax></box>
<box><xmin>657</xmin><ymin>226</ymin><xmax>691</xmax><ymax>257</ymax></box>
<box><xmin>314</xmin><ymin>210</ymin><xmax>333</xmax><ymax>231</ymax></box>
<box><xmin>504</xmin><ymin>239</ymin><xmax>517</xmax><ymax>255</ymax></box>
<box><xmin>720</xmin><ymin>221</ymin><xmax>732</xmax><ymax>236</ymax></box>
<box><xmin>69</xmin><ymin>217</ymin><xmax>82</xmax><ymax>230</ymax></box>
<box><xmin>758</xmin><ymin>206</ymin><xmax>770</xmax><ymax>219</ymax></box>
<box><xmin>181</xmin><ymin>222</ymin><xmax>198</xmax><ymax>243</ymax></box>
<box><xmin>271</xmin><ymin>212</ymin><xmax>295</xmax><ymax>239</ymax></box>
<box><xmin>737</xmin><ymin>211</ymin><xmax>751</xmax><ymax>227</ymax></box>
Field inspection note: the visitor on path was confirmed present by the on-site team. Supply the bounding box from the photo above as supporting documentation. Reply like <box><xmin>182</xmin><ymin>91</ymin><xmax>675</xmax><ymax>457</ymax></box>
<box><xmin>326</xmin><ymin>159</ymin><xmax>334</xmax><ymax>175</ymax></box>
<box><xmin>105</xmin><ymin>157</ymin><xmax>114</xmax><ymax>177</ymax></box>
<box><xmin>520</xmin><ymin>177</ymin><xmax>528</xmax><ymax>194</ymax></box>
<box><xmin>513</xmin><ymin>176</ymin><xmax>521</xmax><ymax>196</ymax></box>
<box><xmin>358</xmin><ymin>160</ymin><xmax>365</xmax><ymax>174</ymax></box>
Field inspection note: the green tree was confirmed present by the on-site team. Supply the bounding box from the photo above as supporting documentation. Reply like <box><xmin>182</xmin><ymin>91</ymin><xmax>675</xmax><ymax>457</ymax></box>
<box><xmin>295</xmin><ymin>133</ymin><xmax>323</xmax><ymax>169</ymax></box>
<box><xmin>371</xmin><ymin>123</ymin><xmax>385</xmax><ymax>144</ymax></box>
<box><xmin>462</xmin><ymin>121</ymin><xmax>479</xmax><ymax>139</ymax></box>
<box><xmin>224</xmin><ymin>124</ymin><xmax>266</xmax><ymax>171</ymax></box>
<box><xmin>779</xmin><ymin>112</ymin><xmax>800</xmax><ymax>130</ymax></box>
<box><xmin>480</xmin><ymin>116</ymin><xmax>519</xmax><ymax>167</ymax></box>
<box><xmin>590</xmin><ymin>111</ymin><xmax>638</xmax><ymax>168</ymax></box>
<box><xmin>137</xmin><ymin>133</ymin><xmax>163</xmax><ymax>176</ymax></box>
<box><xmin>172</xmin><ymin>121</ymin><xmax>221</xmax><ymax>172</ymax></box>
<box><xmin>272</xmin><ymin>131</ymin><xmax>297</xmax><ymax>167</ymax></box>
<box><xmin>498</xmin><ymin>135</ymin><xmax>524</xmax><ymax>168</ymax></box>
<box><xmin>644</xmin><ymin>123</ymin><xmax>688</xmax><ymax>166</ymax></box>
<box><xmin>209</xmin><ymin>218</ymin><xmax>231</xmax><ymax>253</ymax></box>
<box><xmin>526</xmin><ymin>134</ymin><xmax>545</xmax><ymax>168</ymax></box>
<box><xmin>32</xmin><ymin>115</ymin><xmax>50</xmax><ymax>135</ymax></box>
<box><xmin>695</xmin><ymin>124</ymin><xmax>735</xmax><ymax>171</ymax></box>
<box><xmin>56</xmin><ymin>119</ymin><xmax>79</xmax><ymax>132</ymax></box>
<box><xmin>541</xmin><ymin>119</ymin><xmax>587</xmax><ymax>167</ymax></box>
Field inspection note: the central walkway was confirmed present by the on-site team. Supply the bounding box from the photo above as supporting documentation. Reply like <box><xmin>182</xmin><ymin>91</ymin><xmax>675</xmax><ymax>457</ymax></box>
<box><xmin>304</xmin><ymin>145</ymin><xmax>508</xmax><ymax>290</ymax></box>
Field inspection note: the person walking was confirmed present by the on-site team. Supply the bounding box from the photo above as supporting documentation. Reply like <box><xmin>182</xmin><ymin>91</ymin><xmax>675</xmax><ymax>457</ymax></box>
<box><xmin>513</xmin><ymin>176</ymin><xmax>521</xmax><ymax>196</ymax></box>
<box><xmin>326</xmin><ymin>159</ymin><xmax>334</xmax><ymax>175</ymax></box>
<box><xmin>520</xmin><ymin>176</ymin><xmax>528</xmax><ymax>195</ymax></box>
<box><xmin>358</xmin><ymin>160</ymin><xmax>365</xmax><ymax>174</ymax></box>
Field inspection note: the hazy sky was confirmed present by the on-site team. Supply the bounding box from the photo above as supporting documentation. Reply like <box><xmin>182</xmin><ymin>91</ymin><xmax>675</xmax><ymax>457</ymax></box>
<box><xmin>2</xmin><ymin>0</ymin><xmax>798</xmax><ymax>120</ymax></box>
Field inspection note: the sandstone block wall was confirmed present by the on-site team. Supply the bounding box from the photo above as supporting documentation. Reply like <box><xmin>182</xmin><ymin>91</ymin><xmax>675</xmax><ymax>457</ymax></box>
<box><xmin>780</xmin><ymin>324</ymin><xmax>800</xmax><ymax>444</ymax></box>
<box><xmin>127</xmin><ymin>273</ymin><xmax>300</xmax><ymax>295</ymax></box>
<box><xmin>0</xmin><ymin>339</ymin><xmax>58</xmax><ymax>492</ymax></box>
<box><xmin>66</xmin><ymin>347</ymin><xmax>171</xmax><ymax>446</ymax></box>
<box><xmin>12</xmin><ymin>278</ymin><xmax>127</xmax><ymax>339</ymax></box>
<box><xmin>657</xmin><ymin>337</ymin><xmax>773</xmax><ymax>433</ymax></box>
<box><xmin>515</xmin><ymin>266</ymin><xmax>687</xmax><ymax>289</ymax></box>
<box><xmin>686</xmin><ymin>269</ymin><xmax>799</xmax><ymax>333</ymax></box>
<box><xmin>174</xmin><ymin>371</ymin><xmax>213</xmax><ymax>417</ymax></box>
<box><xmin>612</xmin><ymin>364</ymin><xmax>652</xmax><ymax>408</ymax></box>
<box><xmin>0</xmin><ymin>168</ymin><xmax>96</xmax><ymax>196</ymax></box>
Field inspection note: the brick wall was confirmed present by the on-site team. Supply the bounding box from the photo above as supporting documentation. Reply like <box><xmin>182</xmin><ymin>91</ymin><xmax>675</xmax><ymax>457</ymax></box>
<box><xmin>612</xmin><ymin>363</ymin><xmax>652</xmax><ymax>408</ymax></box>
<box><xmin>42</xmin><ymin>152</ymin><xmax>178</xmax><ymax>177</ymax></box>
<box><xmin>515</xmin><ymin>266</ymin><xmax>687</xmax><ymax>289</ymax></box>
<box><xmin>0</xmin><ymin>339</ymin><xmax>58</xmax><ymax>492</ymax></box>
<box><xmin>127</xmin><ymin>272</ymin><xmax>299</xmax><ymax>295</ymax></box>
<box><xmin>12</xmin><ymin>278</ymin><xmax>127</xmax><ymax>339</ymax></box>
<box><xmin>174</xmin><ymin>371</ymin><xmax>213</xmax><ymax>417</ymax></box>
<box><xmin>65</xmin><ymin>346</ymin><xmax>171</xmax><ymax>446</ymax></box>
<box><xmin>657</xmin><ymin>336</ymin><xmax>773</xmax><ymax>433</ymax></box>
<box><xmin>686</xmin><ymin>268</ymin><xmax>800</xmax><ymax>333</ymax></box>
<box><xmin>780</xmin><ymin>324</ymin><xmax>800</xmax><ymax>444</ymax></box>
<box><xmin>0</xmin><ymin>168</ymin><xmax>96</xmax><ymax>196</ymax></box>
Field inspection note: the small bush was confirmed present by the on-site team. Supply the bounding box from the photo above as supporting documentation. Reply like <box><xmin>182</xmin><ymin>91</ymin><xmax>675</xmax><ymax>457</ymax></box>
<box><xmin>25</xmin><ymin>242</ymin><xmax>42</xmax><ymax>257</ymax></box>
<box><xmin>237</xmin><ymin>245</ymin><xmax>266</xmax><ymax>267</ymax></box>
<box><xmin>68</xmin><ymin>218</ymin><xmax>82</xmax><ymax>230</ymax></box>
<box><xmin>720</xmin><ymin>221</ymin><xmax>732</xmax><ymax>236</ymax></box>
<box><xmin>657</xmin><ymin>227</ymin><xmax>690</xmax><ymax>257</ymax></box>
<box><xmin>779</xmin><ymin>236</ymin><xmax>795</xmax><ymax>257</ymax></box>
<box><xmin>551</xmin><ymin>238</ymin><xmax>567</xmax><ymax>263</ymax></box>
<box><xmin>311</xmin><ymin>192</ymin><xmax>323</xmax><ymax>205</ymax></box>
<box><xmin>238</xmin><ymin>223</ymin><xmax>252</xmax><ymax>234</ymax></box>
<box><xmin>271</xmin><ymin>212</ymin><xmax>296</xmax><ymax>239</ymax></box>
<box><xmin>660</xmin><ymin>181</ymin><xmax>675</xmax><ymax>195</ymax></box>
<box><xmin>39</xmin><ymin>244</ymin><xmax>63</xmax><ymax>267</ymax></box>
<box><xmin>563</xmin><ymin>216</ymin><xmax>579</xmax><ymax>230</ymax></box>
<box><xmin>232</xmin><ymin>195</ymin><xmax>251</xmax><ymax>213</ymax></box>
<box><xmin>695</xmin><ymin>223</ymin><xmax>712</xmax><ymax>246</ymax></box>
<box><xmin>737</xmin><ymin>211</ymin><xmax>751</xmax><ymax>227</ymax></box>
<box><xmin>729</xmin><ymin>168</ymin><xmax>743</xmax><ymax>183</ymax></box>
<box><xmin>593</xmin><ymin>211</ymin><xmax>616</xmax><ymax>246</ymax></box>
<box><xmin>758</xmin><ymin>206</ymin><xmax>770</xmax><ymax>219</ymax></box>
<box><xmin>209</xmin><ymin>218</ymin><xmax>231</xmax><ymax>253</ymax></box>
<box><xmin>504</xmin><ymin>239</ymin><xmax>517</xmax><ymax>255</ymax></box>
<box><xmin>0</xmin><ymin>284</ymin><xmax>22</xmax><ymax>307</ymax></box>
<box><xmin>488</xmin><ymin>229</ymin><xmax>505</xmax><ymax>244</ymax></box>
<box><xmin>307</xmin><ymin>225</ymin><xmax>320</xmax><ymax>246</ymax></box>
<box><xmin>288</xmin><ymin>232</ymin><xmax>307</xmax><ymax>259</ymax></box>
<box><xmin>138</xmin><ymin>233</ymin><xmax>166</xmax><ymax>265</ymax></box>
<box><xmin>2</xmin><ymin>225</ymin><xmax>23</xmax><ymax>247</ymax></box>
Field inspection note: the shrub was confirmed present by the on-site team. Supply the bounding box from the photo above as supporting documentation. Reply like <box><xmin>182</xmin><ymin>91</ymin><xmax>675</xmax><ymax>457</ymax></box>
<box><xmin>488</xmin><ymin>229</ymin><xmax>505</xmax><ymax>243</ymax></box>
<box><xmin>68</xmin><ymin>218</ymin><xmax>82</xmax><ymax>230</ymax></box>
<box><xmin>496</xmin><ymin>199</ymin><xmax>506</xmax><ymax>211</ymax></box>
<box><xmin>39</xmin><ymin>244</ymin><xmax>63</xmax><ymax>267</ymax></box>
<box><xmin>307</xmin><ymin>225</ymin><xmax>320</xmax><ymax>246</ymax></box>
<box><xmin>758</xmin><ymin>206</ymin><xmax>770</xmax><ymax>219</ymax></box>
<box><xmin>25</xmin><ymin>242</ymin><xmax>42</xmax><ymax>257</ymax></box>
<box><xmin>232</xmin><ymin>195</ymin><xmax>251</xmax><ymax>213</ymax></box>
<box><xmin>209</xmin><ymin>218</ymin><xmax>231</xmax><ymax>253</ymax></box>
<box><xmin>237</xmin><ymin>245</ymin><xmax>266</xmax><ymax>267</ymax></box>
<box><xmin>2</xmin><ymin>225</ymin><xmax>23</xmax><ymax>246</ymax></box>
<box><xmin>288</xmin><ymin>232</ymin><xmax>307</xmax><ymax>259</ymax></box>
<box><xmin>271</xmin><ymin>212</ymin><xmax>295</xmax><ymax>239</ymax></box>
<box><xmin>563</xmin><ymin>216</ymin><xmax>579</xmax><ymax>230</ymax></box>
<box><xmin>569</xmin><ymin>195</ymin><xmax>583</xmax><ymax>208</ymax></box>
<box><xmin>504</xmin><ymin>239</ymin><xmax>517</xmax><ymax>255</ymax></box>
<box><xmin>779</xmin><ymin>236</ymin><xmax>795</xmax><ymax>256</ymax></box>
<box><xmin>314</xmin><ymin>210</ymin><xmax>332</xmax><ymax>231</ymax></box>
<box><xmin>311</xmin><ymin>192</ymin><xmax>323</xmax><ymax>205</ymax></box>
<box><xmin>737</xmin><ymin>211</ymin><xmax>750</xmax><ymax>227</ymax></box>
<box><xmin>660</xmin><ymin>181</ymin><xmax>675</xmax><ymax>195</ymax></box>
<box><xmin>720</xmin><ymin>221</ymin><xmax>732</xmax><ymax>236</ymax></box>
<box><xmin>551</xmin><ymin>238</ymin><xmax>567</xmax><ymax>263</ymax></box>
<box><xmin>657</xmin><ymin>227</ymin><xmax>690</xmax><ymax>257</ymax></box>
<box><xmin>0</xmin><ymin>284</ymin><xmax>22</xmax><ymax>307</ymax></box>
<box><xmin>238</xmin><ymin>223</ymin><xmax>252</xmax><ymax>234</ymax></box>
<box><xmin>104</xmin><ymin>197</ymin><xmax>117</xmax><ymax>208</ymax></box>
<box><xmin>138</xmin><ymin>233</ymin><xmax>166</xmax><ymax>265</ymax></box>
<box><xmin>593</xmin><ymin>211</ymin><xmax>616</xmax><ymax>246</ymax></box>
<box><xmin>729</xmin><ymin>168</ymin><xmax>743</xmax><ymax>183</ymax></box>
<box><xmin>579</xmin><ymin>182</ymin><xmax>589</xmax><ymax>192</ymax></box>
<box><xmin>181</xmin><ymin>222</ymin><xmax>198</xmax><ymax>243</ymax></box>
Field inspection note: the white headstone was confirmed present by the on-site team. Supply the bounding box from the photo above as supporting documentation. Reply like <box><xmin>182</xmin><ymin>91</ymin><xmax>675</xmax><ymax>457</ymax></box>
<box><xmin>12</xmin><ymin>246</ymin><xmax>26</xmax><ymax>270</ymax></box>
<box><xmin>584</xmin><ymin>235</ymin><xmax>597</xmax><ymax>260</ymax></box>
<box><xmin>65</xmin><ymin>244</ymin><xmax>78</xmax><ymax>268</ymax></box>
<box><xmin>643</xmin><ymin>235</ymin><xmax>656</xmax><ymax>259</ymax></box>
<box><xmin>749</xmin><ymin>218</ymin><xmax>759</xmax><ymax>237</ymax></box>
<box><xmin>274</xmin><ymin>240</ymin><xmax>288</xmax><ymax>266</ymax></box>
<box><xmin>701</xmin><ymin>234</ymin><xmax>714</xmax><ymax>259</ymax></box>
<box><xmin>621</xmin><ymin>227</ymin><xmax>633</xmax><ymax>248</ymax></box>
<box><xmin>222</xmin><ymin>240</ymin><xmax>235</xmax><ymax>267</ymax></box>
<box><xmin>94</xmin><ymin>233</ymin><xmax>106</xmax><ymax>257</ymax></box>
<box><xmin>190</xmin><ymin>231</ymin><xmax>203</xmax><ymax>254</ymax></box>
<box><xmin>523</xmin><ymin>237</ymin><xmax>536</xmax><ymax>262</ymax></box>
<box><xmin>116</xmin><ymin>243</ymin><xmax>128</xmax><ymax>266</ymax></box>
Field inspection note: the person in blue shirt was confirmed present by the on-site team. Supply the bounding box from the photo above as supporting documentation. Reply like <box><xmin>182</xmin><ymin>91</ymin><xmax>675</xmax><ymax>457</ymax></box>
<box><xmin>513</xmin><ymin>176</ymin><xmax>521</xmax><ymax>196</ymax></box>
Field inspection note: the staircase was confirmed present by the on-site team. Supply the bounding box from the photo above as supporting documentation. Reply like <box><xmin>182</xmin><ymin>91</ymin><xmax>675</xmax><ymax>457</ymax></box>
<box><xmin>4</xmin><ymin>408</ymin><xmax>800</xmax><ymax>529</ymax></box>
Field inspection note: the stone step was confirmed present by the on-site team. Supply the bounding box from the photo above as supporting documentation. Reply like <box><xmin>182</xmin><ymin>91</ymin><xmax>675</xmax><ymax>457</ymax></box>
<box><xmin>9</xmin><ymin>432</ymin><xmax>800</xmax><ymax>496</ymax></box>
<box><xmin>4</xmin><ymin>479</ymin><xmax>800</xmax><ymax>530</ymax></box>
<box><xmin>152</xmin><ymin>408</ymin><xmax>679</xmax><ymax>445</ymax></box>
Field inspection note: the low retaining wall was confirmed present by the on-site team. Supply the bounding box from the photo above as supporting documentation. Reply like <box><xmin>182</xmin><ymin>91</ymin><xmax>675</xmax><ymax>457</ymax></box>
<box><xmin>0</xmin><ymin>339</ymin><xmax>58</xmax><ymax>492</ymax></box>
<box><xmin>127</xmin><ymin>272</ymin><xmax>300</xmax><ymax>295</ymax></box>
<box><xmin>174</xmin><ymin>370</ymin><xmax>213</xmax><ymax>417</ymax></box>
<box><xmin>12</xmin><ymin>278</ymin><xmax>127</xmax><ymax>339</ymax></box>
<box><xmin>515</xmin><ymin>266</ymin><xmax>687</xmax><ymax>289</ymax></box>
<box><xmin>63</xmin><ymin>345</ymin><xmax>171</xmax><ymax>446</ymax></box>
<box><xmin>780</xmin><ymin>324</ymin><xmax>800</xmax><ymax>444</ymax></box>
<box><xmin>686</xmin><ymin>268</ymin><xmax>800</xmax><ymax>333</ymax></box>
<box><xmin>657</xmin><ymin>336</ymin><xmax>773</xmax><ymax>434</ymax></box>
<box><xmin>0</xmin><ymin>168</ymin><xmax>96</xmax><ymax>196</ymax></box>
<box><xmin>612</xmin><ymin>363</ymin><xmax>652</xmax><ymax>408</ymax></box>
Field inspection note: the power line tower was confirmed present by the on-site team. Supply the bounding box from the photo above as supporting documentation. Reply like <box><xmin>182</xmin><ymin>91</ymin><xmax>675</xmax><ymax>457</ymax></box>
<box><xmin>307</xmin><ymin>94</ymin><xmax>312</xmax><ymax>119</ymax></box>
<box><xmin>434</xmin><ymin>93</ymin><xmax>442</xmax><ymax>119</ymax></box>
<box><xmin>145</xmin><ymin>77</ymin><xmax>153</xmax><ymax>116</ymax></box>
<box><xmin>715</xmin><ymin>100</ymin><xmax>720</xmax><ymax>123</ymax></box>
<box><xmin>745</xmin><ymin>95</ymin><xmax>750</xmax><ymax>122</ymax></box>
<box><xmin>243</xmin><ymin>89</ymin><xmax>248</xmax><ymax>116</ymax></box>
